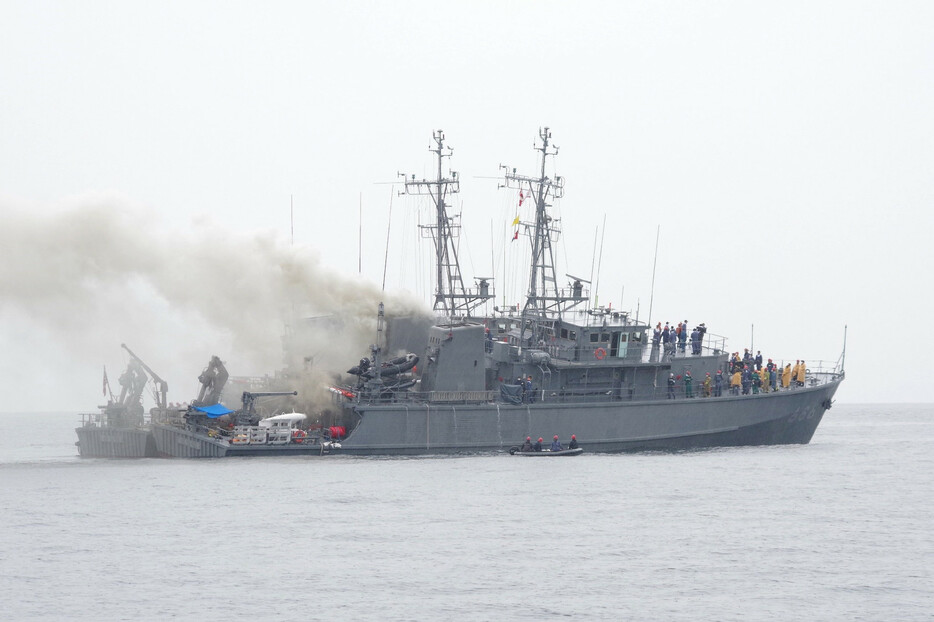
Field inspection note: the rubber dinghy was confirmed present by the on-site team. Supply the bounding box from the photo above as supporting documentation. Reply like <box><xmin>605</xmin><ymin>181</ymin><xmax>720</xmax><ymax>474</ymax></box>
<box><xmin>508</xmin><ymin>447</ymin><xmax>583</xmax><ymax>456</ymax></box>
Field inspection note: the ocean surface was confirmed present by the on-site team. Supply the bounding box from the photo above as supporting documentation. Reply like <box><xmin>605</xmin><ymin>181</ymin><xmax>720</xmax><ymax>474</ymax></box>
<box><xmin>1</xmin><ymin>404</ymin><xmax>931</xmax><ymax>621</ymax></box>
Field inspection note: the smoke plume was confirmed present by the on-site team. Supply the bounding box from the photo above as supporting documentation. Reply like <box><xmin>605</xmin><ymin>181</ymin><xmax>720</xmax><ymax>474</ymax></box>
<box><xmin>0</xmin><ymin>193</ymin><xmax>430</xmax><ymax>412</ymax></box>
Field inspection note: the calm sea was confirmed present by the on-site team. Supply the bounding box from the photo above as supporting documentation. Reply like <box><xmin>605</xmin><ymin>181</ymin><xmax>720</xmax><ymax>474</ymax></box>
<box><xmin>0</xmin><ymin>404</ymin><xmax>931</xmax><ymax>621</ymax></box>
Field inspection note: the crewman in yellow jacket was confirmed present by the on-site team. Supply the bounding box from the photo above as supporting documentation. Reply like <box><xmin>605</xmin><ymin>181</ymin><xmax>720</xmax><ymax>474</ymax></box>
<box><xmin>759</xmin><ymin>367</ymin><xmax>770</xmax><ymax>393</ymax></box>
<box><xmin>796</xmin><ymin>360</ymin><xmax>806</xmax><ymax>386</ymax></box>
<box><xmin>782</xmin><ymin>363</ymin><xmax>792</xmax><ymax>388</ymax></box>
<box><xmin>731</xmin><ymin>370</ymin><xmax>741</xmax><ymax>395</ymax></box>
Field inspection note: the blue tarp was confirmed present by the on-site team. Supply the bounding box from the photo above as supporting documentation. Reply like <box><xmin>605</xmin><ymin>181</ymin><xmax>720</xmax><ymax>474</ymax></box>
<box><xmin>192</xmin><ymin>404</ymin><xmax>235</xmax><ymax>418</ymax></box>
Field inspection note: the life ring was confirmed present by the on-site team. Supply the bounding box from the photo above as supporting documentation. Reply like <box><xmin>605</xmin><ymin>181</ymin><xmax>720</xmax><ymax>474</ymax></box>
<box><xmin>595</xmin><ymin>347</ymin><xmax>606</xmax><ymax>360</ymax></box>
<box><xmin>291</xmin><ymin>429</ymin><xmax>307</xmax><ymax>444</ymax></box>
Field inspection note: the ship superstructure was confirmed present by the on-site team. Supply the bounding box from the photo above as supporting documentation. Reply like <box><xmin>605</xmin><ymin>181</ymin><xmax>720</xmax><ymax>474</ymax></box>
<box><xmin>326</xmin><ymin>129</ymin><xmax>844</xmax><ymax>455</ymax></box>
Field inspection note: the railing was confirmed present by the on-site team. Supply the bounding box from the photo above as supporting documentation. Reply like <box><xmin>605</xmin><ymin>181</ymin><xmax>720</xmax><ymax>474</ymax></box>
<box><xmin>77</xmin><ymin>407</ymin><xmax>185</xmax><ymax>427</ymax></box>
<box><xmin>342</xmin><ymin>390</ymin><xmax>497</xmax><ymax>405</ymax></box>
<box><xmin>76</xmin><ymin>410</ymin><xmax>147</xmax><ymax>427</ymax></box>
<box><xmin>77</xmin><ymin>412</ymin><xmax>102</xmax><ymax>427</ymax></box>
<box><xmin>644</xmin><ymin>332</ymin><xmax>729</xmax><ymax>362</ymax></box>
<box><xmin>531</xmin><ymin>337</ymin><xmax>727</xmax><ymax>364</ymax></box>
<box><xmin>428</xmin><ymin>390</ymin><xmax>496</xmax><ymax>403</ymax></box>
<box><xmin>342</xmin><ymin>367</ymin><xmax>842</xmax><ymax>406</ymax></box>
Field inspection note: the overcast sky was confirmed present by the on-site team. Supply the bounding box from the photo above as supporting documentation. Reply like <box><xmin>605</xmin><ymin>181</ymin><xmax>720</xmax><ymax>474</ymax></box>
<box><xmin>2</xmin><ymin>1</ymin><xmax>931</xmax><ymax>411</ymax></box>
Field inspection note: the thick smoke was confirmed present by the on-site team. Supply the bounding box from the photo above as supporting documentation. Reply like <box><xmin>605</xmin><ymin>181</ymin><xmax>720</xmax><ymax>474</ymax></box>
<box><xmin>0</xmin><ymin>193</ymin><xmax>430</xmax><ymax>412</ymax></box>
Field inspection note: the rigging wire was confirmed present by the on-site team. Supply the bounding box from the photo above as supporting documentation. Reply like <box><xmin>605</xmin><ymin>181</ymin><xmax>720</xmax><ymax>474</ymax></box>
<box><xmin>381</xmin><ymin>186</ymin><xmax>394</xmax><ymax>291</ymax></box>
<box><xmin>594</xmin><ymin>213</ymin><xmax>607</xmax><ymax>308</ymax></box>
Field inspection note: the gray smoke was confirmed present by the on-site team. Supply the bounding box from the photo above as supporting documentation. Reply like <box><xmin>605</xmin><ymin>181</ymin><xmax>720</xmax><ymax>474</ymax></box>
<box><xmin>0</xmin><ymin>192</ymin><xmax>430</xmax><ymax>410</ymax></box>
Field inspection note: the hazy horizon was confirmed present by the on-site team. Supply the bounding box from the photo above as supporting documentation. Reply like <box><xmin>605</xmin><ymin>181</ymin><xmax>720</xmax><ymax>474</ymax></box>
<box><xmin>2</xmin><ymin>1</ymin><xmax>931</xmax><ymax>410</ymax></box>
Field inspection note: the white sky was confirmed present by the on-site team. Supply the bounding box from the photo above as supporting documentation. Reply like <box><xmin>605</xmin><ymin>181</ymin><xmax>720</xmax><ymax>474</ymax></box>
<box><xmin>1</xmin><ymin>1</ymin><xmax>932</xmax><ymax>411</ymax></box>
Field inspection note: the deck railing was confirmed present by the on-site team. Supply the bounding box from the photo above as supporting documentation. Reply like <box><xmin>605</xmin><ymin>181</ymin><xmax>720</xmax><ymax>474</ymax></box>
<box><xmin>346</xmin><ymin>363</ymin><xmax>842</xmax><ymax>406</ymax></box>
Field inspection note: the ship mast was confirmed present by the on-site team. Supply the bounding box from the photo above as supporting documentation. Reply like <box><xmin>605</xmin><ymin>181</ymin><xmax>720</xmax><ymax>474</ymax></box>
<box><xmin>401</xmin><ymin>130</ymin><xmax>493</xmax><ymax>318</ymax></box>
<box><xmin>501</xmin><ymin>127</ymin><xmax>587</xmax><ymax>343</ymax></box>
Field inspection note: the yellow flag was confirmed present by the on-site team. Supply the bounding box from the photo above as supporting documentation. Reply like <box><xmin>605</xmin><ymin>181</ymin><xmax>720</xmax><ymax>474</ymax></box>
<box><xmin>511</xmin><ymin>215</ymin><xmax>520</xmax><ymax>227</ymax></box>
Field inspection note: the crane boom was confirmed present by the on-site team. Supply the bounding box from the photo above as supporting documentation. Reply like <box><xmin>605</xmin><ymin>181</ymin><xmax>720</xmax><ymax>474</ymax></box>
<box><xmin>121</xmin><ymin>343</ymin><xmax>168</xmax><ymax>410</ymax></box>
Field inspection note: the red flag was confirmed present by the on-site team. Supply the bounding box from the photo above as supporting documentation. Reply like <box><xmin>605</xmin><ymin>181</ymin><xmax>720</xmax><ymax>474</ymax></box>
<box><xmin>519</xmin><ymin>191</ymin><xmax>525</xmax><ymax>206</ymax></box>
<box><xmin>512</xmin><ymin>230</ymin><xmax>518</xmax><ymax>241</ymax></box>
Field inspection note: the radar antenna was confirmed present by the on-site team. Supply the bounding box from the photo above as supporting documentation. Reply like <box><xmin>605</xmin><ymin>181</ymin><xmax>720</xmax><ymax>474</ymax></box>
<box><xmin>500</xmin><ymin>127</ymin><xmax>587</xmax><ymax>344</ymax></box>
<box><xmin>400</xmin><ymin>130</ymin><xmax>494</xmax><ymax>317</ymax></box>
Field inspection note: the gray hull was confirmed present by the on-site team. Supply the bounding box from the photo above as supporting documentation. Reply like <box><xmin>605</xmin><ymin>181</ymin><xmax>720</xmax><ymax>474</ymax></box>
<box><xmin>151</xmin><ymin>424</ymin><xmax>334</xmax><ymax>458</ymax></box>
<box><xmin>333</xmin><ymin>379</ymin><xmax>842</xmax><ymax>456</ymax></box>
<box><xmin>75</xmin><ymin>426</ymin><xmax>157</xmax><ymax>458</ymax></box>
<box><xmin>152</xmin><ymin>424</ymin><xmax>228</xmax><ymax>457</ymax></box>
<box><xmin>148</xmin><ymin>379</ymin><xmax>840</xmax><ymax>458</ymax></box>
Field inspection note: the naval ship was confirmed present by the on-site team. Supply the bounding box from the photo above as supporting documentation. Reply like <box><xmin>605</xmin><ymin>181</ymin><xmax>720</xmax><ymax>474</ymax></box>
<box><xmin>325</xmin><ymin>129</ymin><xmax>845</xmax><ymax>455</ymax></box>
<box><xmin>152</xmin><ymin>129</ymin><xmax>845</xmax><ymax>458</ymax></box>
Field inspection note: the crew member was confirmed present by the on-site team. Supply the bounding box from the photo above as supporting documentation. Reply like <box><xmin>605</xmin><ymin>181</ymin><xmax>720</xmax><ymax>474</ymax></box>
<box><xmin>534</xmin><ymin>437</ymin><xmax>543</xmax><ymax>452</ymax></box>
<box><xmin>759</xmin><ymin>367</ymin><xmax>770</xmax><ymax>393</ymax></box>
<box><xmin>521</xmin><ymin>436</ymin><xmax>533</xmax><ymax>452</ymax></box>
<box><xmin>550</xmin><ymin>435</ymin><xmax>563</xmax><ymax>451</ymax></box>
<box><xmin>568</xmin><ymin>434</ymin><xmax>578</xmax><ymax>450</ymax></box>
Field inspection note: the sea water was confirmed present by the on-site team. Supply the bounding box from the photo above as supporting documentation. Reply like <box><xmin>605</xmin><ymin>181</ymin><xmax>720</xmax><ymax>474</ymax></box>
<box><xmin>0</xmin><ymin>405</ymin><xmax>931</xmax><ymax>621</ymax></box>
